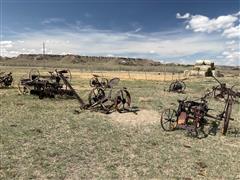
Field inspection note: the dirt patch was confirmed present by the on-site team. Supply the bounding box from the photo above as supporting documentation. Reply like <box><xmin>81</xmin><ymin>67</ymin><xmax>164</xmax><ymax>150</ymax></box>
<box><xmin>109</xmin><ymin>109</ymin><xmax>160</xmax><ymax>126</ymax></box>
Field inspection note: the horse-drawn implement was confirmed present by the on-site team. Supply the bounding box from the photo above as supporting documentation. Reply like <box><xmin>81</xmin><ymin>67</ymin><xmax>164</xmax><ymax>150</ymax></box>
<box><xmin>0</xmin><ymin>72</ymin><xmax>13</xmax><ymax>87</ymax></box>
<box><xmin>210</xmin><ymin>76</ymin><xmax>240</xmax><ymax>101</ymax></box>
<box><xmin>18</xmin><ymin>69</ymin><xmax>74</xmax><ymax>99</ymax></box>
<box><xmin>167</xmin><ymin>79</ymin><xmax>186</xmax><ymax>93</ymax></box>
<box><xmin>18</xmin><ymin>69</ymin><xmax>132</xmax><ymax>114</ymax></box>
<box><xmin>161</xmin><ymin>76</ymin><xmax>238</xmax><ymax>137</ymax></box>
<box><xmin>84</xmin><ymin>75</ymin><xmax>131</xmax><ymax>114</ymax></box>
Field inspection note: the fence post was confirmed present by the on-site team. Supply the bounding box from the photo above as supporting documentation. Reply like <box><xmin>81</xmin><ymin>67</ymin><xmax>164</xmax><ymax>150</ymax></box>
<box><xmin>164</xmin><ymin>67</ymin><xmax>166</xmax><ymax>81</ymax></box>
<box><xmin>128</xmin><ymin>71</ymin><xmax>131</xmax><ymax>80</ymax></box>
<box><xmin>145</xmin><ymin>71</ymin><xmax>147</xmax><ymax>80</ymax></box>
<box><xmin>172</xmin><ymin>72</ymin><xmax>174</xmax><ymax>81</ymax></box>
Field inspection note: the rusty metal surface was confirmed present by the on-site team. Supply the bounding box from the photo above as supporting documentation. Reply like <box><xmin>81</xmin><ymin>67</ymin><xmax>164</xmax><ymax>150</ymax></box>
<box><xmin>210</xmin><ymin>76</ymin><xmax>240</xmax><ymax>101</ymax></box>
<box><xmin>84</xmin><ymin>75</ymin><xmax>132</xmax><ymax>114</ymax></box>
<box><xmin>18</xmin><ymin>70</ymin><xmax>133</xmax><ymax>114</ymax></box>
<box><xmin>161</xmin><ymin>76</ymin><xmax>238</xmax><ymax>138</ymax></box>
<box><xmin>0</xmin><ymin>72</ymin><xmax>13</xmax><ymax>87</ymax></box>
<box><xmin>18</xmin><ymin>69</ymin><xmax>75</xmax><ymax>99</ymax></box>
<box><xmin>167</xmin><ymin>80</ymin><xmax>186</xmax><ymax>93</ymax></box>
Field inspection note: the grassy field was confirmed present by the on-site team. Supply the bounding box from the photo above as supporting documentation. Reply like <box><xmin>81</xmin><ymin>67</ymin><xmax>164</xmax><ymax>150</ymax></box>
<box><xmin>1</xmin><ymin>66</ymin><xmax>240</xmax><ymax>179</ymax></box>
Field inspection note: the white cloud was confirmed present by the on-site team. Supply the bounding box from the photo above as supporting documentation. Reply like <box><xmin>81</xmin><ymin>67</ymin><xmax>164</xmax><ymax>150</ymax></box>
<box><xmin>186</xmin><ymin>15</ymin><xmax>237</xmax><ymax>33</ymax></box>
<box><xmin>134</xmin><ymin>28</ymin><xmax>142</xmax><ymax>33</ymax></box>
<box><xmin>177</xmin><ymin>11</ymin><xmax>239</xmax><ymax>65</ymax></box>
<box><xmin>222</xmin><ymin>41</ymin><xmax>240</xmax><ymax>62</ymax></box>
<box><xmin>0</xmin><ymin>41</ymin><xmax>13</xmax><ymax>48</ymax></box>
<box><xmin>222</xmin><ymin>50</ymin><xmax>240</xmax><ymax>62</ymax></box>
<box><xmin>176</xmin><ymin>13</ymin><xmax>190</xmax><ymax>19</ymax></box>
<box><xmin>17</xmin><ymin>40</ymin><xmax>25</xmax><ymax>43</ymax></box>
<box><xmin>222</xmin><ymin>25</ymin><xmax>240</xmax><ymax>38</ymax></box>
<box><xmin>0</xmin><ymin>40</ymin><xmax>13</xmax><ymax>45</ymax></box>
<box><xmin>1</xmin><ymin>28</ymin><xmax>224</xmax><ymax>61</ymax></box>
<box><xmin>41</xmin><ymin>18</ymin><xmax>65</xmax><ymax>25</ymax></box>
<box><xmin>226</xmin><ymin>40</ymin><xmax>236</xmax><ymax>45</ymax></box>
<box><xmin>177</xmin><ymin>12</ymin><xmax>239</xmax><ymax>36</ymax></box>
<box><xmin>234</xmin><ymin>11</ymin><xmax>240</xmax><ymax>16</ymax></box>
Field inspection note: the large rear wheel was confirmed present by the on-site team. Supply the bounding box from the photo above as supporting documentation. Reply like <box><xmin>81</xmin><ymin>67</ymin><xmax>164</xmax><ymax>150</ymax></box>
<box><xmin>114</xmin><ymin>89</ymin><xmax>131</xmax><ymax>113</ymax></box>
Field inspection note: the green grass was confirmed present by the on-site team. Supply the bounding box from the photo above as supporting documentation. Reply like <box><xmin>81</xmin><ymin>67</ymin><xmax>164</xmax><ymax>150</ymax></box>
<box><xmin>0</xmin><ymin>67</ymin><xmax>240</xmax><ymax>179</ymax></box>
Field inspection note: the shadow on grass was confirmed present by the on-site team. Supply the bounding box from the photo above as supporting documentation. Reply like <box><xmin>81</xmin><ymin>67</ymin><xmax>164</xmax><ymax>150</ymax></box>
<box><xmin>226</xmin><ymin>128</ymin><xmax>240</xmax><ymax>137</ymax></box>
<box><xmin>0</xmin><ymin>86</ymin><xmax>16</xmax><ymax>89</ymax></box>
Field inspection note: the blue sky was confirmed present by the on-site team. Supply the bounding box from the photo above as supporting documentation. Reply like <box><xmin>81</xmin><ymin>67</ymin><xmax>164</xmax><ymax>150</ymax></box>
<box><xmin>1</xmin><ymin>0</ymin><xmax>239</xmax><ymax>65</ymax></box>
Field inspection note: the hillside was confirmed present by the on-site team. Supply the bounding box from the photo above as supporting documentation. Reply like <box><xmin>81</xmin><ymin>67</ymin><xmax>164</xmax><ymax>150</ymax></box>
<box><xmin>1</xmin><ymin>54</ymin><xmax>163</xmax><ymax>66</ymax></box>
<box><xmin>0</xmin><ymin>54</ymin><xmax>191</xmax><ymax>72</ymax></box>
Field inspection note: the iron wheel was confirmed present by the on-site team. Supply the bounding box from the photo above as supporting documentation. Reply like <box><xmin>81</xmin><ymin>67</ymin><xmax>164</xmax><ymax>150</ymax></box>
<box><xmin>114</xmin><ymin>89</ymin><xmax>131</xmax><ymax>113</ymax></box>
<box><xmin>160</xmin><ymin>108</ymin><xmax>177</xmax><ymax>131</ymax></box>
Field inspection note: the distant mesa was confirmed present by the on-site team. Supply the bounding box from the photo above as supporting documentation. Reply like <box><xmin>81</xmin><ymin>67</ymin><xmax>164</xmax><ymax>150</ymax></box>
<box><xmin>2</xmin><ymin>54</ymin><xmax>163</xmax><ymax>67</ymax></box>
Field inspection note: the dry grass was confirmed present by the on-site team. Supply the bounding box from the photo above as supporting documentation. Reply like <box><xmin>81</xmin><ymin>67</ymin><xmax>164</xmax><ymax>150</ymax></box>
<box><xmin>0</xmin><ymin>66</ymin><xmax>240</xmax><ymax>179</ymax></box>
<box><xmin>1</xmin><ymin>66</ymin><xmax>188</xmax><ymax>81</ymax></box>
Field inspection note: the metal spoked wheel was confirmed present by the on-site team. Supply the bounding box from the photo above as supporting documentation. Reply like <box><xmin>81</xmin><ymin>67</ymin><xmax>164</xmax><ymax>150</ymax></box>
<box><xmin>1</xmin><ymin>74</ymin><xmax>13</xmax><ymax>87</ymax></box>
<box><xmin>89</xmin><ymin>77</ymin><xmax>97</xmax><ymax>87</ymax></box>
<box><xmin>168</xmin><ymin>82</ymin><xmax>175</xmax><ymax>92</ymax></box>
<box><xmin>64</xmin><ymin>69</ymin><xmax>72</xmax><ymax>83</ymax></box>
<box><xmin>89</xmin><ymin>77</ymin><xmax>109</xmax><ymax>89</ymax></box>
<box><xmin>18</xmin><ymin>80</ymin><xmax>31</xmax><ymax>95</ymax></box>
<box><xmin>88</xmin><ymin>88</ymin><xmax>106</xmax><ymax>105</ymax></box>
<box><xmin>29</xmin><ymin>68</ymin><xmax>40</xmax><ymax>80</ymax></box>
<box><xmin>179</xmin><ymin>80</ymin><xmax>186</xmax><ymax>91</ymax></box>
<box><xmin>108</xmin><ymin>78</ymin><xmax>120</xmax><ymax>88</ymax></box>
<box><xmin>160</xmin><ymin>108</ymin><xmax>177</xmax><ymax>131</ymax></box>
<box><xmin>168</xmin><ymin>80</ymin><xmax>186</xmax><ymax>92</ymax></box>
<box><xmin>222</xmin><ymin>100</ymin><xmax>232</xmax><ymax>135</ymax></box>
<box><xmin>114</xmin><ymin>89</ymin><xmax>131</xmax><ymax>113</ymax></box>
<box><xmin>100</xmin><ymin>78</ymin><xmax>109</xmax><ymax>89</ymax></box>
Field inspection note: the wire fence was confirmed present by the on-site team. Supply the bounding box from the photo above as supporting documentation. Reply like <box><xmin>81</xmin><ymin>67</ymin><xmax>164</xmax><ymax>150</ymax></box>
<box><xmin>72</xmin><ymin>70</ymin><xmax>189</xmax><ymax>81</ymax></box>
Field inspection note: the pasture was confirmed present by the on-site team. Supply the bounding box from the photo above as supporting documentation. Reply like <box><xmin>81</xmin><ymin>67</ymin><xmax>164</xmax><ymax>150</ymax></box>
<box><xmin>1</xmin><ymin>66</ymin><xmax>240</xmax><ymax>179</ymax></box>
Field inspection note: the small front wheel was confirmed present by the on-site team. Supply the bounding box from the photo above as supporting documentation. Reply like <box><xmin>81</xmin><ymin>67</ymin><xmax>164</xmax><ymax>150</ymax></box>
<box><xmin>160</xmin><ymin>109</ymin><xmax>177</xmax><ymax>131</ymax></box>
<box><xmin>114</xmin><ymin>89</ymin><xmax>131</xmax><ymax>113</ymax></box>
<box><xmin>88</xmin><ymin>88</ymin><xmax>106</xmax><ymax>105</ymax></box>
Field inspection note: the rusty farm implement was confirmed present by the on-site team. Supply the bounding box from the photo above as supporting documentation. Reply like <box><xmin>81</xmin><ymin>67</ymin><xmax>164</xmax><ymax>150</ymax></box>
<box><xmin>160</xmin><ymin>76</ymin><xmax>238</xmax><ymax>137</ymax></box>
<box><xmin>85</xmin><ymin>74</ymin><xmax>131</xmax><ymax>114</ymax></box>
<box><xmin>210</xmin><ymin>76</ymin><xmax>240</xmax><ymax>102</ymax></box>
<box><xmin>0</xmin><ymin>72</ymin><xmax>13</xmax><ymax>87</ymax></box>
<box><xmin>18</xmin><ymin>69</ymin><xmax>132</xmax><ymax>114</ymax></box>
<box><xmin>167</xmin><ymin>79</ymin><xmax>186</xmax><ymax>93</ymax></box>
<box><xmin>18</xmin><ymin>69</ymin><xmax>74</xmax><ymax>99</ymax></box>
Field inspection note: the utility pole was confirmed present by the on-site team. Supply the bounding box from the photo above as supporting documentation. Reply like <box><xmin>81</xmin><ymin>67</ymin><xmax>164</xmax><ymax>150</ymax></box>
<box><xmin>42</xmin><ymin>42</ymin><xmax>45</xmax><ymax>56</ymax></box>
